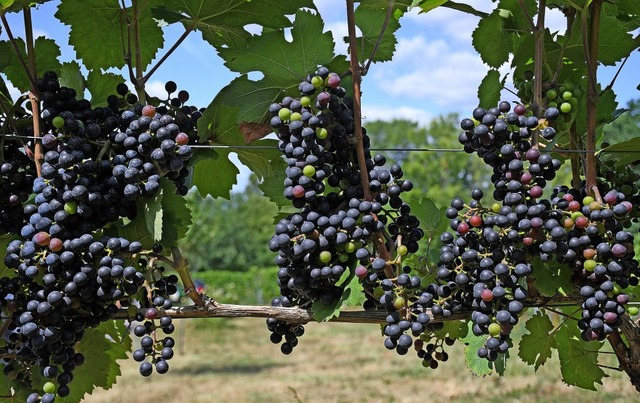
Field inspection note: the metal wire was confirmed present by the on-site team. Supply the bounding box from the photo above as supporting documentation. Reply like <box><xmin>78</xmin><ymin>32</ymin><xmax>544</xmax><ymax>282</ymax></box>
<box><xmin>1</xmin><ymin>133</ymin><xmax>638</xmax><ymax>154</ymax></box>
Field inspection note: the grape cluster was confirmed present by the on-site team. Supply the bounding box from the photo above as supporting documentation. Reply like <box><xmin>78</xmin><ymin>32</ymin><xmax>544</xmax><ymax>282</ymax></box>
<box><xmin>514</xmin><ymin>69</ymin><xmax>581</xmax><ymax>125</ymax></box>
<box><xmin>419</xmin><ymin>101</ymin><xmax>639</xmax><ymax>364</ymax></box>
<box><xmin>1</xmin><ymin>72</ymin><xmax>199</xmax><ymax>399</ymax></box>
<box><xmin>1</xmin><ymin>143</ymin><xmax>35</xmax><ymax>234</ymax></box>
<box><xmin>265</xmin><ymin>67</ymin><xmax>422</xmax><ymax>353</ymax></box>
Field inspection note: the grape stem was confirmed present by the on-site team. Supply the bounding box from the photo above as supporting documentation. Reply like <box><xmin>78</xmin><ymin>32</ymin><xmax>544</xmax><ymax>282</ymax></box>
<box><xmin>581</xmin><ymin>0</ymin><xmax>603</xmax><ymax>201</ymax></box>
<box><xmin>531</xmin><ymin>0</ymin><xmax>546</xmax><ymax>148</ymax></box>
<box><xmin>143</xmin><ymin>27</ymin><xmax>194</xmax><ymax>83</ymax></box>
<box><xmin>346</xmin><ymin>0</ymin><xmax>394</xmax><ymax>280</ymax></box>
<box><xmin>24</xmin><ymin>7</ymin><xmax>44</xmax><ymax>178</ymax></box>
<box><xmin>171</xmin><ymin>246</ymin><xmax>204</xmax><ymax>306</ymax></box>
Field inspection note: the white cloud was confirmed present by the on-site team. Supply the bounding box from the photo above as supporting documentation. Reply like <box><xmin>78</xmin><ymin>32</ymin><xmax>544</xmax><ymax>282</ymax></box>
<box><xmin>362</xmin><ymin>104</ymin><xmax>433</xmax><ymax>127</ymax></box>
<box><xmin>372</xmin><ymin>35</ymin><xmax>488</xmax><ymax>111</ymax></box>
<box><xmin>143</xmin><ymin>80</ymin><xmax>167</xmax><ymax>99</ymax></box>
<box><xmin>324</xmin><ymin>20</ymin><xmax>349</xmax><ymax>55</ymax></box>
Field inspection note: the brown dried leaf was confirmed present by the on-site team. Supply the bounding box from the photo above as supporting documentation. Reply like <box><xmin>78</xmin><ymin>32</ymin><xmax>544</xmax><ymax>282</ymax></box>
<box><xmin>239</xmin><ymin>121</ymin><xmax>272</xmax><ymax>144</ymax></box>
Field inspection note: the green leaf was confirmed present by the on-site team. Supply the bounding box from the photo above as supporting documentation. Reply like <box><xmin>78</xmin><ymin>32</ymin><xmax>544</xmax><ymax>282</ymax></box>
<box><xmin>55</xmin><ymin>0</ymin><xmax>164</xmax><ymax>71</ymax></box>
<box><xmin>477</xmin><ymin>69</ymin><xmax>503</xmax><ymax>108</ymax></box>
<box><xmin>153</xmin><ymin>0</ymin><xmax>314</xmax><ymax>49</ymax></box>
<box><xmin>155</xmin><ymin>179</ymin><xmax>192</xmax><ymax>247</ymax></box>
<box><xmin>144</xmin><ymin>182</ymin><xmax>164</xmax><ymax>242</ymax></box>
<box><xmin>257</xmin><ymin>159</ymin><xmax>290</xmax><ymax>209</ymax></box>
<box><xmin>433</xmin><ymin>320</ymin><xmax>468</xmax><ymax>340</ymax></box>
<box><xmin>411</xmin><ymin>198</ymin><xmax>449</xmax><ymax>242</ymax></box>
<box><xmin>198</xmin><ymin>10</ymin><xmax>336</xmax><ymax>144</ymax></box>
<box><xmin>235</xmin><ymin>139</ymin><xmax>281</xmax><ymax>180</ymax></box>
<box><xmin>555</xmin><ymin>320</ymin><xmax>606</xmax><ymax>390</ymax></box>
<box><xmin>596</xmin><ymin>12</ymin><xmax>636</xmax><ymax>66</ymax></box>
<box><xmin>471</xmin><ymin>10</ymin><xmax>512</xmax><ymax>68</ymax></box>
<box><xmin>599</xmin><ymin>137</ymin><xmax>640</xmax><ymax>167</ymax></box>
<box><xmin>0</xmin><ymin>37</ymin><xmax>61</xmax><ymax>92</ymax></box>
<box><xmin>0</xmin><ymin>234</ymin><xmax>17</xmax><ymax>278</ymax></box>
<box><xmin>59</xmin><ymin>320</ymin><xmax>132</xmax><ymax>402</ymax></box>
<box><xmin>460</xmin><ymin>321</ymin><xmax>492</xmax><ymax>376</ymax></box>
<box><xmin>353</xmin><ymin>1</ymin><xmax>408</xmax><ymax>64</ymax></box>
<box><xmin>59</xmin><ymin>61</ymin><xmax>85</xmax><ymax>95</ymax></box>
<box><xmin>530</xmin><ymin>257</ymin><xmax>575</xmax><ymax>297</ymax></box>
<box><xmin>491</xmin><ymin>345</ymin><xmax>508</xmax><ymax>376</ymax></box>
<box><xmin>115</xmin><ymin>208</ymin><xmax>154</xmax><ymax>250</ymax></box>
<box><xmin>311</xmin><ymin>290</ymin><xmax>349</xmax><ymax>323</ymax></box>
<box><xmin>190</xmin><ymin>148</ymin><xmax>239</xmax><ymax>199</ymax></box>
<box><xmin>342</xmin><ymin>273</ymin><xmax>366</xmax><ymax>307</ymax></box>
<box><xmin>86</xmin><ymin>70</ymin><xmax>125</xmax><ymax>107</ymax></box>
<box><xmin>518</xmin><ymin>310</ymin><xmax>556</xmax><ymax>370</ymax></box>
<box><xmin>416</xmin><ymin>0</ymin><xmax>488</xmax><ymax>17</ymax></box>
<box><xmin>1</xmin><ymin>0</ymin><xmax>50</xmax><ymax>14</ymax></box>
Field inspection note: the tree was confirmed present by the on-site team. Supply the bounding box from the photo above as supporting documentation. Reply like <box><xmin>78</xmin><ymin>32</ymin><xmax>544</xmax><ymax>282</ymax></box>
<box><xmin>1</xmin><ymin>1</ymin><xmax>640</xmax><ymax>401</ymax></box>
<box><xmin>181</xmin><ymin>175</ymin><xmax>278</xmax><ymax>272</ymax></box>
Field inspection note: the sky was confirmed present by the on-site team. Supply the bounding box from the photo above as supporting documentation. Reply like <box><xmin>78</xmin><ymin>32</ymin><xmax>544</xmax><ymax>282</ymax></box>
<box><xmin>2</xmin><ymin>0</ymin><xmax>639</xmax><ymax>190</ymax></box>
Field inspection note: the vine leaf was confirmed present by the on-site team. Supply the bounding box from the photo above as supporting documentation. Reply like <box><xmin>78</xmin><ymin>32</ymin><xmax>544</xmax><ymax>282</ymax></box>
<box><xmin>86</xmin><ymin>70</ymin><xmax>125</xmax><ymax>107</ymax></box>
<box><xmin>599</xmin><ymin>137</ymin><xmax>640</xmax><ymax>167</ymax></box>
<box><xmin>353</xmin><ymin>1</ymin><xmax>410</xmax><ymax>64</ymax></box>
<box><xmin>416</xmin><ymin>0</ymin><xmax>489</xmax><ymax>17</ymax></box>
<box><xmin>0</xmin><ymin>234</ymin><xmax>16</xmax><ymax>278</ymax></box>
<box><xmin>258</xmin><ymin>161</ymin><xmax>290</xmax><ymax>209</ymax></box>
<box><xmin>234</xmin><ymin>139</ymin><xmax>282</xmax><ymax>181</ymax></box>
<box><xmin>59</xmin><ymin>61</ymin><xmax>84</xmax><ymax>95</ymax></box>
<box><xmin>0</xmin><ymin>37</ymin><xmax>61</xmax><ymax>92</ymax></box>
<box><xmin>0</xmin><ymin>0</ymin><xmax>50</xmax><ymax>13</ymax></box>
<box><xmin>434</xmin><ymin>320</ymin><xmax>468</xmax><ymax>340</ymax></box>
<box><xmin>116</xmin><ymin>205</ymin><xmax>154</xmax><ymax>250</ymax></box>
<box><xmin>239</xmin><ymin>122</ymin><xmax>272</xmax><ymax>143</ymax></box>
<box><xmin>461</xmin><ymin>322</ymin><xmax>492</xmax><ymax>376</ymax></box>
<box><xmin>471</xmin><ymin>9</ymin><xmax>512</xmax><ymax>68</ymax></box>
<box><xmin>198</xmin><ymin>10</ymin><xmax>335</xmax><ymax>143</ymax></box>
<box><xmin>477</xmin><ymin>69</ymin><xmax>503</xmax><ymax>108</ymax></box>
<box><xmin>412</xmin><ymin>198</ymin><xmax>448</xmax><ymax>243</ymax></box>
<box><xmin>190</xmin><ymin>148</ymin><xmax>239</xmax><ymax>199</ymax></box>
<box><xmin>518</xmin><ymin>311</ymin><xmax>556</xmax><ymax>370</ymax></box>
<box><xmin>55</xmin><ymin>0</ymin><xmax>164</xmax><ymax>71</ymax></box>
<box><xmin>57</xmin><ymin>320</ymin><xmax>132</xmax><ymax>402</ymax></box>
<box><xmin>142</xmin><ymin>179</ymin><xmax>192</xmax><ymax>247</ymax></box>
<box><xmin>555</xmin><ymin>321</ymin><xmax>606</xmax><ymax>390</ymax></box>
<box><xmin>152</xmin><ymin>0</ymin><xmax>314</xmax><ymax>50</ymax></box>
<box><xmin>530</xmin><ymin>257</ymin><xmax>574</xmax><ymax>297</ymax></box>
<box><xmin>144</xmin><ymin>182</ymin><xmax>164</xmax><ymax>242</ymax></box>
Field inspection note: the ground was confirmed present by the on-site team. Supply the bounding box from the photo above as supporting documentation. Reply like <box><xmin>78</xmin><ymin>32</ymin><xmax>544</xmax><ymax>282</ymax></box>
<box><xmin>86</xmin><ymin>317</ymin><xmax>639</xmax><ymax>402</ymax></box>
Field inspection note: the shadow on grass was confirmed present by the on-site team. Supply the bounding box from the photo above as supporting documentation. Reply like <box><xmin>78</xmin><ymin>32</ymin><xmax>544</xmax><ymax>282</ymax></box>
<box><xmin>170</xmin><ymin>361</ymin><xmax>279</xmax><ymax>376</ymax></box>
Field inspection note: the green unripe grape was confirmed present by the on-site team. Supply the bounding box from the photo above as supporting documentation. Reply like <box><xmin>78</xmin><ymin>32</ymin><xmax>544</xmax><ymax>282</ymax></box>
<box><xmin>393</xmin><ymin>296</ymin><xmax>406</xmax><ymax>309</ymax></box>
<box><xmin>303</xmin><ymin>165</ymin><xmax>316</xmax><ymax>177</ymax></box>
<box><xmin>319</xmin><ymin>251</ymin><xmax>332</xmax><ymax>263</ymax></box>
<box><xmin>564</xmin><ymin>82</ymin><xmax>574</xmax><ymax>91</ymax></box>
<box><xmin>569</xmin><ymin>97</ymin><xmax>578</xmax><ymax>108</ymax></box>
<box><xmin>290</xmin><ymin>112</ymin><xmax>302</xmax><ymax>121</ymax></box>
<box><xmin>584</xmin><ymin>259</ymin><xmax>597</xmax><ymax>272</ymax></box>
<box><xmin>560</xmin><ymin>102</ymin><xmax>572</xmax><ymax>113</ymax></box>
<box><xmin>547</xmin><ymin>101</ymin><xmax>557</xmax><ymax>108</ymax></box>
<box><xmin>628</xmin><ymin>306</ymin><xmax>639</xmax><ymax>316</ymax></box>
<box><xmin>64</xmin><ymin>201</ymin><xmax>77</xmax><ymax>215</ymax></box>
<box><xmin>558</xmin><ymin>85</ymin><xmax>566</xmax><ymax>94</ymax></box>
<box><xmin>396</xmin><ymin>244</ymin><xmax>408</xmax><ymax>256</ymax></box>
<box><xmin>373</xmin><ymin>287</ymin><xmax>384</xmax><ymax>298</ymax></box>
<box><xmin>488</xmin><ymin>323</ymin><xmax>501</xmax><ymax>337</ymax></box>
<box><xmin>583</xmin><ymin>196</ymin><xmax>595</xmax><ymax>205</ymax></box>
<box><xmin>562</xmin><ymin>91</ymin><xmax>573</xmax><ymax>101</ymax></box>
<box><xmin>43</xmin><ymin>382</ymin><xmax>56</xmax><ymax>394</ymax></box>
<box><xmin>572</xmin><ymin>88</ymin><xmax>582</xmax><ymax>98</ymax></box>
<box><xmin>546</xmin><ymin>89</ymin><xmax>557</xmax><ymax>100</ymax></box>
<box><xmin>278</xmin><ymin>108</ymin><xmax>291</xmax><ymax>121</ymax></box>
<box><xmin>300</xmin><ymin>96</ymin><xmax>311</xmax><ymax>107</ymax></box>
<box><xmin>344</xmin><ymin>241</ymin><xmax>356</xmax><ymax>254</ymax></box>
<box><xmin>491</xmin><ymin>203</ymin><xmax>501</xmax><ymax>213</ymax></box>
<box><xmin>570</xmin><ymin>211</ymin><xmax>584</xmax><ymax>220</ymax></box>
<box><xmin>52</xmin><ymin>115</ymin><xmax>65</xmax><ymax>129</ymax></box>
<box><xmin>311</xmin><ymin>75</ymin><xmax>324</xmax><ymax>88</ymax></box>
<box><xmin>339</xmin><ymin>253</ymin><xmax>349</xmax><ymax>263</ymax></box>
<box><xmin>316</xmin><ymin>127</ymin><xmax>328</xmax><ymax>139</ymax></box>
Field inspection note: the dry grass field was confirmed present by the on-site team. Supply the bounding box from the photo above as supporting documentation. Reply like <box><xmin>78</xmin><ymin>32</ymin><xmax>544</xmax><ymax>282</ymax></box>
<box><xmin>85</xmin><ymin>317</ymin><xmax>640</xmax><ymax>403</ymax></box>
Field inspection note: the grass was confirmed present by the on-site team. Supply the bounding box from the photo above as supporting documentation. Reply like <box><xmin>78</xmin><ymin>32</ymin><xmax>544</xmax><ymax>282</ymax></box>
<box><xmin>85</xmin><ymin>317</ymin><xmax>640</xmax><ymax>403</ymax></box>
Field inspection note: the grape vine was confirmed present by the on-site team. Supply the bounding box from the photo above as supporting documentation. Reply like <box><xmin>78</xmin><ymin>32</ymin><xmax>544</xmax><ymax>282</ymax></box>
<box><xmin>0</xmin><ymin>0</ymin><xmax>639</xmax><ymax>401</ymax></box>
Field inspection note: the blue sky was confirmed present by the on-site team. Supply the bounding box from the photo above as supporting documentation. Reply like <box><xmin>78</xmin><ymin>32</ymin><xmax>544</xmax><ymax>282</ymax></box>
<box><xmin>3</xmin><ymin>0</ymin><xmax>639</xmax><ymax>189</ymax></box>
